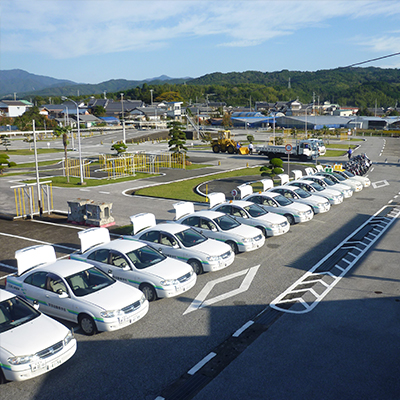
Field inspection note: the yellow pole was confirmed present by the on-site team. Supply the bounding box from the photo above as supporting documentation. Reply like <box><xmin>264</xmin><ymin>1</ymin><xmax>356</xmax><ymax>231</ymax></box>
<box><xmin>14</xmin><ymin>189</ymin><xmax>19</xmax><ymax>216</ymax></box>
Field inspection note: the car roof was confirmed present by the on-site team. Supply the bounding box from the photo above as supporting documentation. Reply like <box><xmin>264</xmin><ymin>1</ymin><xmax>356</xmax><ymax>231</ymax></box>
<box><xmin>186</xmin><ymin>210</ymin><xmax>225</xmax><ymax>219</ymax></box>
<box><xmin>250</xmin><ymin>191</ymin><xmax>280</xmax><ymax>199</ymax></box>
<box><xmin>23</xmin><ymin>259</ymin><xmax>93</xmax><ymax>278</ymax></box>
<box><xmin>91</xmin><ymin>238</ymin><xmax>145</xmax><ymax>253</ymax></box>
<box><xmin>270</xmin><ymin>185</ymin><xmax>297</xmax><ymax>191</ymax></box>
<box><xmin>141</xmin><ymin>223</ymin><xmax>189</xmax><ymax>235</ymax></box>
<box><xmin>0</xmin><ymin>288</ymin><xmax>16</xmax><ymax>302</ymax></box>
<box><xmin>225</xmin><ymin>200</ymin><xmax>254</xmax><ymax>208</ymax></box>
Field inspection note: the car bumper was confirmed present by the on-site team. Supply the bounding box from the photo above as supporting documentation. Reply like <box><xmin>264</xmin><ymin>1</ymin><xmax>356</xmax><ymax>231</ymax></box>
<box><xmin>205</xmin><ymin>253</ymin><xmax>235</xmax><ymax>272</ymax></box>
<box><xmin>268</xmin><ymin>223</ymin><xmax>290</xmax><ymax>236</ymax></box>
<box><xmin>238</xmin><ymin>236</ymin><xmax>265</xmax><ymax>252</ymax></box>
<box><xmin>295</xmin><ymin>213</ymin><xmax>313</xmax><ymax>223</ymax></box>
<box><xmin>157</xmin><ymin>275</ymin><xmax>197</xmax><ymax>298</ymax></box>
<box><xmin>99</xmin><ymin>301</ymin><xmax>149</xmax><ymax>332</ymax></box>
<box><xmin>2</xmin><ymin>339</ymin><xmax>77</xmax><ymax>382</ymax></box>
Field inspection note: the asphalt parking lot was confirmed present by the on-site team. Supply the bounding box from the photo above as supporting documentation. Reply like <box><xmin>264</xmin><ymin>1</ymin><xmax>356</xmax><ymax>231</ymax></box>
<box><xmin>1</xmin><ymin>135</ymin><xmax>400</xmax><ymax>399</ymax></box>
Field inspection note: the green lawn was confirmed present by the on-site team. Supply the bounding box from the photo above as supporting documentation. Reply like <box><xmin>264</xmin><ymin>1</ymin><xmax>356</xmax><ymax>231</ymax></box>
<box><xmin>135</xmin><ymin>167</ymin><xmax>265</xmax><ymax>202</ymax></box>
<box><xmin>0</xmin><ymin>148</ymin><xmax>65</xmax><ymax>156</ymax></box>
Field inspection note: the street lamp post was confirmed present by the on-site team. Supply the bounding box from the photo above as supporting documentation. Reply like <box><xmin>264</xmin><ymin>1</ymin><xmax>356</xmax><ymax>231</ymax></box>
<box><xmin>61</xmin><ymin>97</ymin><xmax>84</xmax><ymax>184</ymax></box>
<box><xmin>121</xmin><ymin>93</ymin><xmax>126</xmax><ymax>143</ymax></box>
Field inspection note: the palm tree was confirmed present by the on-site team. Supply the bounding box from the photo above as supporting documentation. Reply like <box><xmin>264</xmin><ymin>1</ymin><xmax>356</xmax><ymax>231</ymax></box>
<box><xmin>54</xmin><ymin>126</ymin><xmax>71</xmax><ymax>182</ymax></box>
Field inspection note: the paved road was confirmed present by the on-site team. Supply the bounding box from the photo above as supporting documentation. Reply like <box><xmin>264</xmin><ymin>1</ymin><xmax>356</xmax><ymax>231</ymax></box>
<box><xmin>0</xmin><ymin>135</ymin><xmax>399</xmax><ymax>399</ymax></box>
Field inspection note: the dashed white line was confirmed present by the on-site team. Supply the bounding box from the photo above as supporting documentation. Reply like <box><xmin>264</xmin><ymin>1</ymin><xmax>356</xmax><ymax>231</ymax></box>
<box><xmin>233</xmin><ymin>321</ymin><xmax>254</xmax><ymax>337</ymax></box>
<box><xmin>188</xmin><ymin>352</ymin><xmax>217</xmax><ymax>375</ymax></box>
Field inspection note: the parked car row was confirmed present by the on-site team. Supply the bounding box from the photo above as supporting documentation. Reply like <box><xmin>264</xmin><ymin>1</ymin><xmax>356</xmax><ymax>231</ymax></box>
<box><xmin>1</xmin><ymin>164</ymin><xmax>370</xmax><ymax>384</ymax></box>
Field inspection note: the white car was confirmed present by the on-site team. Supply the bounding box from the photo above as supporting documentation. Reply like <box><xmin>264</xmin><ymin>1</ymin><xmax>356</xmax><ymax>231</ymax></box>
<box><xmin>334</xmin><ymin>169</ymin><xmax>371</xmax><ymax>188</ymax></box>
<box><xmin>301</xmin><ymin>175</ymin><xmax>354</xmax><ymax>198</ymax></box>
<box><xmin>5</xmin><ymin>245</ymin><xmax>149</xmax><ymax>335</ymax></box>
<box><xmin>316</xmin><ymin>171</ymin><xmax>363</xmax><ymax>192</ymax></box>
<box><xmin>242</xmin><ymin>189</ymin><xmax>314</xmax><ymax>225</ymax></box>
<box><xmin>292</xmin><ymin>179</ymin><xmax>344</xmax><ymax>205</ymax></box>
<box><xmin>0</xmin><ymin>289</ymin><xmax>77</xmax><ymax>383</ymax></box>
<box><xmin>206</xmin><ymin>193</ymin><xmax>290</xmax><ymax>237</ymax></box>
<box><xmin>307</xmin><ymin>139</ymin><xmax>326</xmax><ymax>155</ymax></box>
<box><xmin>269</xmin><ymin>185</ymin><xmax>331</xmax><ymax>214</ymax></box>
<box><xmin>71</xmin><ymin>227</ymin><xmax>196</xmax><ymax>302</ymax></box>
<box><xmin>130</xmin><ymin>213</ymin><xmax>235</xmax><ymax>275</ymax></box>
<box><xmin>173</xmin><ymin>201</ymin><xmax>266</xmax><ymax>253</ymax></box>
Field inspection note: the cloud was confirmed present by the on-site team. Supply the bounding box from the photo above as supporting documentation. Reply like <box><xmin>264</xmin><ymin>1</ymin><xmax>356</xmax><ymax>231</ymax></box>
<box><xmin>2</xmin><ymin>0</ymin><xmax>400</xmax><ymax>57</ymax></box>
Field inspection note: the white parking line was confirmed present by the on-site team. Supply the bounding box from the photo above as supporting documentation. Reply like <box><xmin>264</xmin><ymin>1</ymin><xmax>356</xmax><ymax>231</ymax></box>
<box><xmin>0</xmin><ymin>232</ymin><xmax>77</xmax><ymax>252</ymax></box>
<box><xmin>233</xmin><ymin>321</ymin><xmax>254</xmax><ymax>337</ymax></box>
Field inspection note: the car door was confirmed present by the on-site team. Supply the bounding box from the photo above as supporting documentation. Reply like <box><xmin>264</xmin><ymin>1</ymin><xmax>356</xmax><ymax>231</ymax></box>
<box><xmin>21</xmin><ymin>271</ymin><xmax>52</xmax><ymax>314</ymax></box>
<box><xmin>198</xmin><ymin>217</ymin><xmax>224</xmax><ymax>242</ymax></box>
<box><xmin>108</xmin><ymin>250</ymin><xmax>141</xmax><ymax>288</ymax></box>
<box><xmin>43</xmin><ymin>273</ymin><xmax>72</xmax><ymax>321</ymax></box>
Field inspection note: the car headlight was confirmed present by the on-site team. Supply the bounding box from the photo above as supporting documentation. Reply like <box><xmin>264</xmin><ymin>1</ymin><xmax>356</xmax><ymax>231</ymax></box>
<box><xmin>8</xmin><ymin>355</ymin><xmax>35</xmax><ymax>365</ymax></box>
<box><xmin>160</xmin><ymin>279</ymin><xmax>180</xmax><ymax>286</ymax></box>
<box><xmin>207</xmin><ymin>255</ymin><xmax>222</xmax><ymax>262</ymax></box>
<box><xmin>270</xmin><ymin>224</ymin><xmax>279</xmax><ymax>229</ymax></box>
<box><xmin>64</xmin><ymin>330</ymin><xmax>74</xmax><ymax>346</ymax></box>
<box><xmin>242</xmin><ymin>237</ymin><xmax>253</xmax><ymax>243</ymax></box>
<box><xmin>100</xmin><ymin>310</ymin><xmax>123</xmax><ymax>318</ymax></box>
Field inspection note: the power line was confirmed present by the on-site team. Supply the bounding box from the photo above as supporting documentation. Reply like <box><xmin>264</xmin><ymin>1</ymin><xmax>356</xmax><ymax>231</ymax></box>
<box><xmin>342</xmin><ymin>51</ymin><xmax>400</xmax><ymax>68</ymax></box>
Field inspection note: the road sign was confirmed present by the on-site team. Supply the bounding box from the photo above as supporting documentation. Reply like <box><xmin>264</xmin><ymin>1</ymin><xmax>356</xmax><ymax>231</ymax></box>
<box><xmin>285</xmin><ymin>144</ymin><xmax>293</xmax><ymax>153</ymax></box>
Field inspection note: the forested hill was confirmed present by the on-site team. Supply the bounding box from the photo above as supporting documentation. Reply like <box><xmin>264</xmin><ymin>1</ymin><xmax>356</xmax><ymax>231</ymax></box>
<box><xmin>186</xmin><ymin>67</ymin><xmax>400</xmax><ymax>108</ymax></box>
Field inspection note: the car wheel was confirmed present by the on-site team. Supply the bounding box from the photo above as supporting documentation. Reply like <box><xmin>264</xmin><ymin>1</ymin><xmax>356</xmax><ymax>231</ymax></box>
<box><xmin>188</xmin><ymin>259</ymin><xmax>203</xmax><ymax>275</ymax></box>
<box><xmin>256</xmin><ymin>226</ymin><xmax>267</xmax><ymax>237</ymax></box>
<box><xmin>284</xmin><ymin>214</ymin><xmax>295</xmax><ymax>225</ymax></box>
<box><xmin>140</xmin><ymin>283</ymin><xmax>157</xmax><ymax>302</ymax></box>
<box><xmin>79</xmin><ymin>314</ymin><xmax>97</xmax><ymax>336</ymax></box>
<box><xmin>227</xmin><ymin>145</ymin><xmax>235</xmax><ymax>154</ymax></box>
<box><xmin>226</xmin><ymin>240</ymin><xmax>239</xmax><ymax>254</ymax></box>
<box><xmin>0</xmin><ymin>369</ymin><xmax>6</xmax><ymax>385</ymax></box>
<box><xmin>212</xmin><ymin>145</ymin><xmax>220</xmax><ymax>153</ymax></box>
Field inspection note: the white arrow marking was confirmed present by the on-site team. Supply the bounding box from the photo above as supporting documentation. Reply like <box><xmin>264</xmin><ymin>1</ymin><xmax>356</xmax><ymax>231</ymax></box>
<box><xmin>183</xmin><ymin>265</ymin><xmax>260</xmax><ymax>315</ymax></box>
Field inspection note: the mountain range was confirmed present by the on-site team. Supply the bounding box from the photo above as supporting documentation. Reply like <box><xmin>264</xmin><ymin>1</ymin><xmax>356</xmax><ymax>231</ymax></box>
<box><xmin>0</xmin><ymin>69</ymin><xmax>192</xmax><ymax>99</ymax></box>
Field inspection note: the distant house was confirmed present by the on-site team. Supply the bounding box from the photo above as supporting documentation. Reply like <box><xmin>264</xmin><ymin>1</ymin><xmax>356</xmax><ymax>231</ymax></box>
<box><xmin>90</xmin><ymin>99</ymin><xmax>145</xmax><ymax>118</ymax></box>
<box><xmin>166</xmin><ymin>101</ymin><xmax>183</xmax><ymax>119</ymax></box>
<box><xmin>0</xmin><ymin>100</ymin><xmax>32</xmax><ymax>117</ymax></box>
<box><xmin>69</xmin><ymin>114</ymin><xmax>101</xmax><ymax>128</ymax></box>
<box><xmin>128</xmin><ymin>107</ymin><xmax>167</xmax><ymax>121</ymax></box>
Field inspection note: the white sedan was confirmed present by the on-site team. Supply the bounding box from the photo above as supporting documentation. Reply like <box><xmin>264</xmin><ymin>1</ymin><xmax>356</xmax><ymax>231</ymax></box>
<box><xmin>334</xmin><ymin>169</ymin><xmax>371</xmax><ymax>188</ymax></box>
<box><xmin>206</xmin><ymin>193</ymin><xmax>290</xmax><ymax>237</ymax></box>
<box><xmin>301</xmin><ymin>175</ymin><xmax>354</xmax><ymax>198</ymax></box>
<box><xmin>242</xmin><ymin>189</ymin><xmax>314</xmax><ymax>225</ymax></box>
<box><xmin>292</xmin><ymin>179</ymin><xmax>344</xmax><ymax>205</ymax></box>
<box><xmin>174</xmin><ymin>201</ymin><xmax>266</xmax><ymax>253</ymax></box>
<box><xmin>268</xmin><ymin>185</ymin><xmax>331</xmax><ymax>214</ymax></box>
<box><xmin>130</xmin><ymin>213</ymin><xmax>235</xmax><ymax>275</ymax></box>
<box><xmin>316</xmin><ymin>171</ymin><xmax>363</xmax><ymax>192</ymax></box>
<box><xmin>0</xmin><ymin>289</ymin><xmax>77</xmax><ymax>383</ymax></box>
<box><xmin>5</xmin><ymin>245</ymin><xmax>149</xmax><ymax>335</ymax></box>
<box><xmin>71</xmin><ymin>227</ymin><xmax>196</xmax><ymax>302</ymax></box>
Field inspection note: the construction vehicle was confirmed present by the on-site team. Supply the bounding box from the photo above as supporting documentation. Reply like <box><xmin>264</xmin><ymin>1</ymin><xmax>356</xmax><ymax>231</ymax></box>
<box><xmin>211</xmin><ymin>130</ymin><xmax>249</xmax><ymax>154</ymax></box>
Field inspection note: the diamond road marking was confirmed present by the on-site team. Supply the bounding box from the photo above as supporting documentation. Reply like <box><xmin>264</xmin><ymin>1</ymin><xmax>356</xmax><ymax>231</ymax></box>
<box><xmin>183</xmin><ymin>265</ymin><xmax>260</xmax><ymax>315</ymax></box>
<box><xmin>372</xmin><ymin>180</ymin><xmax>389</xmax><ymax>189</ymax></box>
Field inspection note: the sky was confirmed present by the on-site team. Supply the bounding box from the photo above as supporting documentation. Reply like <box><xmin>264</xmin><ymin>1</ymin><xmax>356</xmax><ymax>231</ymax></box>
<box><xmin>1</xmin><ymin>0</ymin><xmax>400</xmax><ymax>84</ymax></box>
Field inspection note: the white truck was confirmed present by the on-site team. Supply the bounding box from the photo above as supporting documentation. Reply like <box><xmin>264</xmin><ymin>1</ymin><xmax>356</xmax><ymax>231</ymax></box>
<box><xmin>255</xmin><ymin>140</ymin><xmax>319</xmax><ymax>161</ymax></box>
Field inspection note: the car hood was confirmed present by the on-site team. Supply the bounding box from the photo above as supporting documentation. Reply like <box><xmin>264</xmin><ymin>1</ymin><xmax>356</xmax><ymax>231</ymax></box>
<box><xmin>282</xmin><ymin>202</ymin><xmax>311</xmax><ymax>213</ymax></box>
<box><xmin>83</xmin><ymin>281</ymin><xmax>144</xmax><ymax>311</ymax></box>
<box><xmin>225</xmin><ymin>224</ymin><xmax>262</xmax><ymax>239</ymax></box>
<box><xmin>252</xmin><ymin>212</ymin><xmax>287</xmax><ymax>224</ymax></box>
<box><xmin>1</xmin><ymin>314</ymin><xmax>71</xmax><ymax>356</ymax></box>
<box><xmin>319</xmin><ymin>188</ymin><xmax>342</xmax><ymax>197</ymax></box>
<box><xmin>192</xmin><ymin>239</ymin><xmax>231</xmax><ymax>256</ymax></box>
<box><xmin>145</xmin><ymin>258</ymin><xmax>194</xmax><ymax>279</ymax></box>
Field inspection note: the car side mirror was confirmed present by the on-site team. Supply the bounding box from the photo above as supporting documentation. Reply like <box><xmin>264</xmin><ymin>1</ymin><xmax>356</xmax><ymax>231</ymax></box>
<box><xmin>57</xmin><ymin>290</ymin><xmax>69</xmax><ymax>298</ymax></box>
<box><xmin>122</xmin><ymin>265</ymin><xmax>130</xmax><ymax>271</ymax></box>
<box><xmin>33</xmin><ymin>299</ymin><xmax>40</xmax><ymax>310</ymax></box>
<box><xmin>211</xmin><ymin>227</ymin><xmax>217</xmax><ymax>232</ymax></box>
<box><xmin>173</xmin><ymin>243</ymin><xmax>179</xmax><ymax>249</ymax></box>
<box><xmin>108</xmin><ymin>269</ymin><xmax>113</xmax><ymax>276</ymax></box>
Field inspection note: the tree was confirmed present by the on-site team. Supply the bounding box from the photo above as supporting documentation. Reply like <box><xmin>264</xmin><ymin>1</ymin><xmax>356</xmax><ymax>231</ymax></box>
<box><xmin>111</xmin><ymin>141</ymin><xmax>127</xmax><ymax>155</ymax></box>
<box><xmin>92</xmin><ymin>105</ymin><xmax>106</xmax><ymax>117</ymax></box>
<box><xmin>155</xmin><ymin>92</ymin><xmax>183</xmax><ymax>103</ymax></box>
<box><xmin>0</xmin><ymin>153</ymin><xmax>11</xmax><ymax>174</ymax></box>
<box><xmin>54</xmin><ymin>126</ymin><xmax>71</xmax><ymax>182</ymax></box>
<box><xmin>168</xmin><ymin>121</ymin><xmax>187</xmax><ymax>154</ymax></box>
<box><xmin>0</xmin><ymin>135</ymin><xmax>11</xmax><ymax>151</ymax></box>
<box><xmin>23</xmin><ymin>134</ymin><xmax>34</xmax><ymax>151</ymax></box>
<box><xmin>222</xmin><ymin>112</ymin><xmax>232</xmax><ymax>128</ymax></box>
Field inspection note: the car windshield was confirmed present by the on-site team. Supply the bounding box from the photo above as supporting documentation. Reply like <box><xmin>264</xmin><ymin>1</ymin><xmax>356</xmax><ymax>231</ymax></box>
<box><xmin>214</xmin><ymin>214</ymin><xmax>240</xmax><ymax>231</ymax></box>
<box><xmin>273</xmin><ymin>194</ymin><xmax>294</xmax><ymax>206</ymax></box>
<box><xmin>244</xmin><ymin>204</ymin><xmax>267</xmax><ymax>217</ymax></box>
<box><xmin>323</xmin><ymin>174</ymin><xmax>339</xmax><ymax>183</ymax></box>
<box><xmin>66</xmin><ymin>267</ymin><xmax>115</xmax><ymax>297</ymax></box>
<box><xmin>332</xmin><ymin>172</ymin><xmax>346</xmax><ymax>181</ymax></box>
<box><xmin>309</xmin><ymin>182</ymin><xmax>325</xmax><ymax>191</ymax></box>
<box><xmin>321</xmin><ymin>177</ymin><xmax>335</xmax><ymax>186</ymax></box>
<box><xmin>342</xmin><ymin>170</ymin><xmax>354</xmax><ymax>178</ymax></box>
<box><xmin>0</xmin><ymin>296</ymin><xmax>40</xmax><ymax>333</ymax></box>
<box><xmin>126</xmin><ymin>246</ymin><xmax>165</xmax><ymax>270</ymax></box>
<box><xmin>293</xmin><ymin>188</ymin><xmax>311</xmax><ymax>198</ymax></box>
<box><xmin>176</xmin><ymin>228</ymin><xmax>207</xmax><ymax>248</ymax></box>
